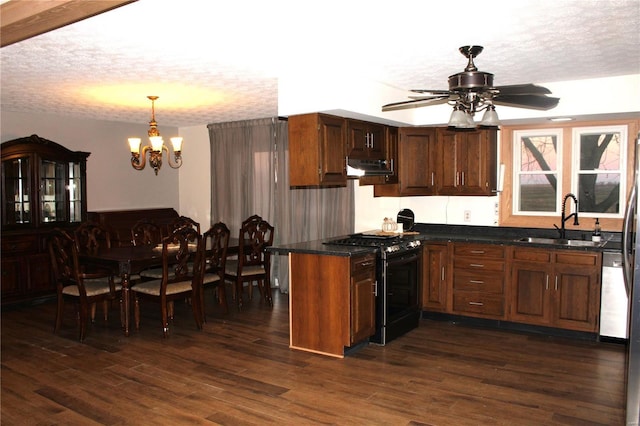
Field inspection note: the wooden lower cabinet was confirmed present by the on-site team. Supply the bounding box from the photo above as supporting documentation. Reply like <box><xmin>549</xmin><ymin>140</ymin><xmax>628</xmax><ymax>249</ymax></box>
<box><xmin>422</xmin><ymin>243</ymin><xmax>449</xmax><ymax>312</ymax></box>
<box><xmin>289</xmin><ymin>252</ymin><xmax>376</xmax><ymax>358</ymax></box>
<box><xmin>510</xmin><ymin>248</ymin><xmax>601</xmax><ymax>332</ymax></box>
<box><xmin>451</xmin><ymin>243</ymin><xmax>507</xmax><ymax>319</ymax></box>
<box><xmin>421</xmin><ymin>242</ymin><xmax>602</xmax><ymax>334</ymax></box>
<box><xmin>1</xmin><ymin>232</ymin><xmax>56</xmax><ymax>305</ymax></box>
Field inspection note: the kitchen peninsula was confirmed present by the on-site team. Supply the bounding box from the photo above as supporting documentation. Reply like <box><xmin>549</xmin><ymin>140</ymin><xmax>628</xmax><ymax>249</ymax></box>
<box><xmin>270</xmin><ymin>223</ymin><xmax>620</xmax><ymax>358</ymax></box>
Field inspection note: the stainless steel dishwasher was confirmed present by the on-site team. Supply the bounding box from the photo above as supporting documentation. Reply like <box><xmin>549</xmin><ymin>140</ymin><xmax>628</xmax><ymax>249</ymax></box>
<box><xmin>600</xmin><ymin>251</ymin><xmax>629</xmax><ymax>340</ymax></box>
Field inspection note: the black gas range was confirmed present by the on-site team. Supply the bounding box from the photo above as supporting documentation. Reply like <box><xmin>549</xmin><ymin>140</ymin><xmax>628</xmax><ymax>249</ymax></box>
<box><xmin>325</xmin><ymin>232</ymin><xmax>422</xmax><ymax>257</ymax></box>
<box><xmin>324</xmin><ymin>233</ymin><xmax>422</xmax><ymax>345</ymax></box>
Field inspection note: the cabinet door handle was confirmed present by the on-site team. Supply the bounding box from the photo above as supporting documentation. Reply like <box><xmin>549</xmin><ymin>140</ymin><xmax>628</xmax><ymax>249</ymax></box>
<box><xmin>470</xmin><ymin>250</ymin><xmax>485</xmax><ymax>254</ymax></box>
<box><xmin>555</xmin><ymin>276</ymin><xmax>558</xmax><ymax>291</ymax></box>
<box><xmin>370</xmin><ymin>133</ymin><xmax>374</xmax><ymax>148</ymax></box>
<box><xmin>546</xmin><ymin>275</ymin><xmax>549</xmax><ymax>290</ymax></box>
<box><xmin>455</xmin><ymin>172</ymin><xmax>459</xmax><ymax>186</ymax></box>
<box><xmin>431</xmin><ymin>172</ymin><xmax>434</xmax><ymax>186</ymax></box>
<box><xmin>468</xmin><ymin>301</ymin><xmax>484</xmax><ymax>306</ymax></box>
<box><xmin>461</xmin><ymin>172</ymin><xmax>465</xmax><ymax>186</ymax></box>
<box><xmin>469</xmin><ymin>279</ymin><xmax>484</xmax><ymax>284</ymax></box>
<box><xmin>441</xmin><ymin>266</ymin><xmax>445</xmax><ymax>281</ymax></box>
<box><xmin>469</xmin><ymin>263</ymin><xmax>484</xmax><ymax>268</ymax></box>
<box><xmin>372</xmin><ymin>281</ymin><xmax>377</xmax><ymax>296</ymax></box>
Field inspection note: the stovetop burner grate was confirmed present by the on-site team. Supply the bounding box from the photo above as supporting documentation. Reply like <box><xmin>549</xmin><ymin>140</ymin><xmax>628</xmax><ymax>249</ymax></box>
<box><xmin>324</xmin><ymin>233</ymin><xmax>403</xmax><ymax>248</ymax></box>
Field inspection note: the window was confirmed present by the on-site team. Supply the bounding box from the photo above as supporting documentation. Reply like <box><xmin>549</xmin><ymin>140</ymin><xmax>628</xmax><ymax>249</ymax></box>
<box><xmin>499</xmin><ymin>119</ymin><xmax>637</xmax><ymax>230</ymax></box>
<box><xmin>573</xmin><ymin>125</ymin><xmax>626</xmax><ymax>217</ymax></box>
<box><xmin>513</xmin><ymin>129</ymin><xmax>562</xmax><ymax>215</ymax></box>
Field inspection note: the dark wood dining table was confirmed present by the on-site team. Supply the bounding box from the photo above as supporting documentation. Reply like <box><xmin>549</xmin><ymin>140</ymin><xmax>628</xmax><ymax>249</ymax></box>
<box><xmin>79</xmin><ymin>237</ymin><xmax>239</xmax><ymax>336</ymax></box>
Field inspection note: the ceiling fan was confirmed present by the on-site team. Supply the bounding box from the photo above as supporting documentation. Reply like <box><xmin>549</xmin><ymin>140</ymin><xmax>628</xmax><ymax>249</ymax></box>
<box><xmin>382</xmin><ymin>45</ymin><xmax>560</xmax><ymax>129</ymax></box>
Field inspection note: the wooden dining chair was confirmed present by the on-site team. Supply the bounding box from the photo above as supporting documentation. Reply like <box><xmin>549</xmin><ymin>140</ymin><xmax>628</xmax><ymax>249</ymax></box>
<box><xmin>131</xmin><ymin>219</ymin><xmax>163</xmax><ymax>247</ymax></box>
<box><xmin>171</xmin><ymin>215</ymin><xmax>201</xmax><ymax>234</ymax></box>
<box><xmin>130</xmin><ymin>226</ymin><xmax>204</xmax><ymax>337</ymax></box>
<box><xmin>49</xmin><ymin>228</ymin><xmax>122</xmax><ymax>341</ymax></box>
<box><xmin>224</xmin><ymin>218</ymin><xmax>274</xmax><ymax>310</ymax></box>
<box><xmin>200</xmin><ymin>222</ymin><xmax>230</xmax><ymax>321</ymax></box>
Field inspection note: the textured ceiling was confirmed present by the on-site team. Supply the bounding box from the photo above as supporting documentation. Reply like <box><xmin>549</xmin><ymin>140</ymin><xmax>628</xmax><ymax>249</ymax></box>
<box><xmin>1</xmin><ymin>0</ymin><xmax>639</xmax><ymax>127</ymax></box>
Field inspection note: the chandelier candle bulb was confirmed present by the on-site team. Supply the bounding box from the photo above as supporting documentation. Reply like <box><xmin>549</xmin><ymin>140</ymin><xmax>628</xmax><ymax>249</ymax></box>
<box><xmin>128</xmin><ymin>138</ymin><xmax>141</xmax><ymax>154</ymax></box>
<box><xmin>170</xmin><ymin>137</ymin><xmax>183</xmax><ymax>152</ymax></box>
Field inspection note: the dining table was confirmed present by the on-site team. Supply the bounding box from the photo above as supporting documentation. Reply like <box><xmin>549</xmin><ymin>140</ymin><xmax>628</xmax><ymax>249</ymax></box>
<box><xmin>79</xmin><ymin>237</ymin><xmax>240</xmax><ymax>336</ymax></box>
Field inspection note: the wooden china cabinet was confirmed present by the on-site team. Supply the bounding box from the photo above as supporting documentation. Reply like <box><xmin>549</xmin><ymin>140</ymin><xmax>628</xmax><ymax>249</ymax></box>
<box><xmin>1</xmin><ymin>135</ymin><xmax>89</xmax><ymax>305</ymax></box>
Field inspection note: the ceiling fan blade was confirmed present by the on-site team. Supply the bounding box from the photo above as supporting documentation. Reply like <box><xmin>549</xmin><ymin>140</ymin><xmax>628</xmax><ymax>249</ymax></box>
<box><xmin>382</xmin><ymin>96</ymin><xmax>450</xmax><ymax>112</ymax></box>
<box><xmin>493</xmin><ymin>94</ymin><xmax>560</xmax><ymax>110</ymax></box>
<box><xmin>495</xmin><ymin>84</ymin><xmax>553</xmax><ymax>96</ymax></box>
<box><xmin>410</xmin><ymin>89</ymin><xmax>452</xmax><ymax>95</ymax></box>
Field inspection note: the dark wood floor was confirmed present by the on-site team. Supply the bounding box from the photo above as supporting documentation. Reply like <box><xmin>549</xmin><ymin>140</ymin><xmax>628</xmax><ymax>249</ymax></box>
<box><xmin>1</xmin><ymin>289</ymin><xmax>626</xmax><ymax>425</ymax></box>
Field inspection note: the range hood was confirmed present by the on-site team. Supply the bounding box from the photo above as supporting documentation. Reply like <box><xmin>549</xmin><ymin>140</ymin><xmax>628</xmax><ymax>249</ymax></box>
<box><xmin>346</xmin><ymin>157</ymin><xmax>393</xmax><ymax>178</ymax></box>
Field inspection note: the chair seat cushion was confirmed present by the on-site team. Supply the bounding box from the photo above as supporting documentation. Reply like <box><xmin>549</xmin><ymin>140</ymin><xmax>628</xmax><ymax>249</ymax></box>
<box><xmin>62</xmin><ymin>281</ymin><xmax>122</xmax><ymax>297</ymax></box>
<box><xmin>131</xmin><ymin>279</ymin><xmax>193</xmax><ymax>296</ymax></box>
<box><xmin>224</xmin><ymin>261</ymin><xmax>265</xmax><ymax>277</ymax></box>
<box><xmin>202</xmin><ymin>272</ymin><xmax>222</xmax><ymax>285</ymax></box>
<box><xmin>139</xmin><ymin>268</ymin><xmax>170</xmax><ymax>279</ymax></box>
<box><xmin>139</xmin><ymin>264</ymin><xmax>192</xmax><ymax>279</ymax></box>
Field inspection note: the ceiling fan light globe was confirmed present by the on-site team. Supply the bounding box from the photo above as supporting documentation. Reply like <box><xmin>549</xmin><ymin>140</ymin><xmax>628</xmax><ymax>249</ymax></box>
<box><xmin>448</xmin><ymin>108</ymin><xmax>467</xmax><ymax>127</ymax></box>
<box><xmin>480</xmin><ymin>107</ymin><xmax>500</xmax><ymax>127</ymax></box>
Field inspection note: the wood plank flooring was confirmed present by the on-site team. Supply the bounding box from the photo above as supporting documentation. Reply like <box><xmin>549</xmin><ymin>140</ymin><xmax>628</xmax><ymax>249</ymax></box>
<box><xmin>1</xmin><ymin>289</ymin><xmax>626</xmax><ymax>425</ymax></box>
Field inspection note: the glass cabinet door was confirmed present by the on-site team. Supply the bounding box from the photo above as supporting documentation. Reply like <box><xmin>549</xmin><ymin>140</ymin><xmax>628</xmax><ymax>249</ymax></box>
<box><xmin>40</xmin><ymin>160</ymin><xmax>67</xmax><ymax>223</ymax></box>
<box><xmin>68</xmin><ymin>162</ymin><xmax>83</xmax><ymax>223</ymax></box>
<box><xmin>2</xmin><ymin>157</ymin><xmax>31</xmax><ymax>225</ymax></box>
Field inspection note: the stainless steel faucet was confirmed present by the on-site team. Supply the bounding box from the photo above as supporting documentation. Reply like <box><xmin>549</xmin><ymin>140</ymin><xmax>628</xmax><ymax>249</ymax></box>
<box><xmin>555</xmin><ymin>193</ymin><xmax>579</xmax><ymax>239</ymax></box>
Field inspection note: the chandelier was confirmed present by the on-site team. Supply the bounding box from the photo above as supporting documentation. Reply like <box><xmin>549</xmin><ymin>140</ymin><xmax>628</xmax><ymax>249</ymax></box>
<box><xmin>128</xmin><ymin>96</ymin><xmax>183</xmax><ymax>175</ymax></box>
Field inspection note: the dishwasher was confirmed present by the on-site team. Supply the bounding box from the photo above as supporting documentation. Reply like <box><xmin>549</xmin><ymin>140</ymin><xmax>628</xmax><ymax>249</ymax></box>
<box><xmin>600</xmin><ymin>251</ymin><xmax>629</xmax><ymax>340</ymax></box>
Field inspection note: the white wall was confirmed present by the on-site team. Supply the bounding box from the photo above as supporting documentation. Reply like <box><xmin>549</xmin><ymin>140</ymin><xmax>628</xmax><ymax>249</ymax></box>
<box><xmin>1</xmin><ymin>110</ymin><xmax>180</xmax><ymax>213</ymax></box>
<box><xmin>177</xmin><ymin>125</ymin><xmax>211</xmax><ymax>226</ymax></box>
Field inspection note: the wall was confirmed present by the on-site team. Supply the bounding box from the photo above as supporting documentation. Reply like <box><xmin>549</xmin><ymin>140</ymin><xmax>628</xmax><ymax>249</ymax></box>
<box><xmin>177</xmin><ymin>125</ymin><xmax>211</xmax><ymax>226</ymax></box>
<box><xmin>1</xmin><ymin>110</ymin><xmax>180</xmax><ymax>213</ymax></box>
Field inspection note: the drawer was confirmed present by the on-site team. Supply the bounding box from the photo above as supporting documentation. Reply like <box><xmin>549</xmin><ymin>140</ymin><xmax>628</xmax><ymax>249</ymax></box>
<box><xmin>512</xmin><ymin>248</ymin><xmax>552</xmax><ymax>262</ymax></box>
<box><xmin>1</xmin><ymin>235</ymin><xmax>37</xmax><ymax>254</ymax></box>
<box><xmin>452</xmin><ymin>292</ymin><xmax>504</xmax><ymax>317</ymax></box>
<box><xmin>453</xmin><ymin>271</ymin><xmax>504</xmax><ymax>294</ymax></box>
<box><xmin>454</xmin><ymin>257</ymin><xmax>505</xmax><ymax>272</ymax></box>
<box><xmin>554</xmin><ymin>251</ymin><xmax>600</xmax><ymax>267</ymax></box>
<box><xmin>351</xmin><ymin>254</ymin><xmax>376</xmax><ymax>272</ymax></box>
<box><xmin>454</xmin><ymin>244</ymin><xmax>505</xmax><ymax>259</ymax></box>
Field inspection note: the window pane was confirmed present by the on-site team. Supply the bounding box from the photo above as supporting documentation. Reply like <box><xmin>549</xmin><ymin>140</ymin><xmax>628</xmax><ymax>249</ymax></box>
<box><xmin>520</xmin><ymin>135</ymin><xmax>557</xmax><ymax>171</ymax></box>
<box><xmin>519</xmin><ymin>174</ymin><xmax>557</xmax><ymax>212</ymax></box>
<box><xmin>578</xmin><ymin>172</ymin><xmax>620</xmax><ymax>214</ymax></box>
<box><xmin>579</xmin><ymin>132</ymin><xmax>620</xmax><ymax>170</ymax></box>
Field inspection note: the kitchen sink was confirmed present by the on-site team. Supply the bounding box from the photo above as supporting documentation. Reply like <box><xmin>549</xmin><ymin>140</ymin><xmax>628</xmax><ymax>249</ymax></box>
<box><xmin>516</xmin><ymin>237</ymin><xmax>603</xmax><ymax>247</ymax></box>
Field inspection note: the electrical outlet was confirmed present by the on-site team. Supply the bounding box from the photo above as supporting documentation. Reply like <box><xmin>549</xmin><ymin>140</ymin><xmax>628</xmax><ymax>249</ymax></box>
<box><xmin>464</xmin><ymin>210</ymin><xmax>471</xmax><ymax>222</ymax></box>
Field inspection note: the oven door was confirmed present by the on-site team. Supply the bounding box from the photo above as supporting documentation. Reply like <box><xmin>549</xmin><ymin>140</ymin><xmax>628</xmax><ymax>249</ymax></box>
<box><xmin>372</xmin><ymin>247</ymin><xmax>421</xmax><ymax>345</ymax></box>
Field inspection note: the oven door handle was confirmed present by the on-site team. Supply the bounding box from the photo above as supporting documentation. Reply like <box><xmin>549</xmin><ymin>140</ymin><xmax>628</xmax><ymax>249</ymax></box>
<box><xmin>385</xmin><ymin>252</ymin><xmax>420</xmax><ymax>266</ymax></box>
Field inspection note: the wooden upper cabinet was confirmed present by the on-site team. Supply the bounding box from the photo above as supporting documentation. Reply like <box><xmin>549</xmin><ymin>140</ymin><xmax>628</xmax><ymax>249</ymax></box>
<box><xmin>346</xmin><ymin>119</ymin><xmax>386</xmax><ymax>160</ymax></box>
<box><xmin>288</xmin><ymin>113</ymin><xmax>347</xmax><ymax>187</ymax></box>
<box><xmin>436</xmin><ymin>128</ymin><xmax>497</xmax><ymax>196</ymax></box>
<box><xmin>359</xmin><ymin>125</ymin><xmax>398</xmax><ymax>186</ymax></box>
<box><xmin>374</xmin><ymin>127</ymin><xmax>438</xmax><ymax>197</ymax></box>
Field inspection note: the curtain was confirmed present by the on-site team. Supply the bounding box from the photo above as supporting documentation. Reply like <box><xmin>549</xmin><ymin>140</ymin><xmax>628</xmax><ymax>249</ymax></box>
<box><xmin>208</xmin><ymin>117</ymin><xmax>354</xmax><ymax>293</ymax></box>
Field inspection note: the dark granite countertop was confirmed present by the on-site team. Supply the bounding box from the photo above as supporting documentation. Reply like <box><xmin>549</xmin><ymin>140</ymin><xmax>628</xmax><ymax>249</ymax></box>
<box><xmin>268</xmin><ymin>224</ymin><xmax>622</xmax><ymax>256</ymax></box>
<box><xmin>267</xmin><ymin>238</ymin><xmax>377</xmax><ymax>257</ymax></box>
